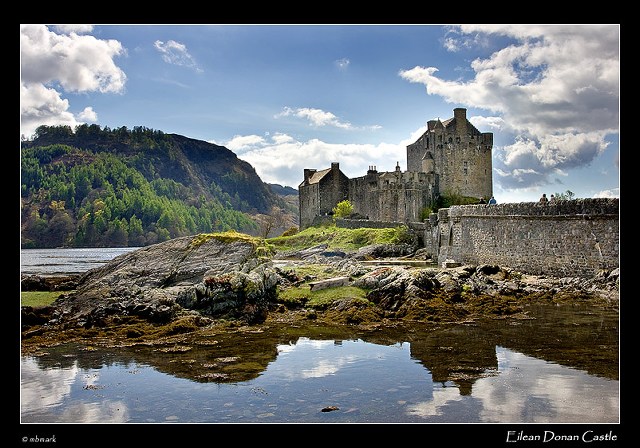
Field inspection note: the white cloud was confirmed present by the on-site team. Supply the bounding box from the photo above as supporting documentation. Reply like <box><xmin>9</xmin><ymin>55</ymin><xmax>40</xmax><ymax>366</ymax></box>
<box><xmin>493</xmin><ymin>131</ymin><xmax>610</xmax><ymax>190</ymax></box>
<box><xmin>594</xmin><ymin>188</ymin><xmax>619</xmax><ymax>199</ymax></box>
<box><xmin>473</xmin><ymin>347</ymin><xmax>619</xmax><ymax>423</ymax></box>
<box><xmin>20</xmin><ymin>82</ymin><xmax>78</xmax><ymax>137</ymax></box>
<box><xmin>51</xmin><ymin>25</ymin><xmax>94</xmax><ymax>35</ymax></box>
<box><xmin>21</xmin><ymin>24</ymin><xmax>126</xmax><ymax>93</ymax></box>
<box><xmin>21</xmin><ymin>356</ymin><xmax>130</xmax><ymax>423</ymax></box>
<box><xmin>154</xmin><ymin>40</ymin><xmax>203</xmax><ymax>73</ymax></box>
<box><xmin>223</xmin><ymin>132</ymin><xmax>407</xmax><ymax>188</ymax></box>
<box><xmin>469</xmin><ymin>115</ymin><xmax>506</xmax><ymax>131</ymax></box>
<box><xmin>275</xmin><ymin>106</ymin><xmax>353</xmax><ymax>129</ymax></box>
<box><xmin>399</xmin><ymin>25</ymin><xmax>619</xmax><ymax>193</ymax></box>
<box><xmin>271</xmin><ymin>132</ymin><xmax>295</xmax><ymax>144</ymax></box>
<box><xmin>275</xmin><ymin>106</ymin><xmax>381</xmax><ymax>131</ymax></box>
<box><xmin>224</xmin><ymin>134</ymin><xmax>267</xmax><ymax>153</ymax></box>
<box><xmin>20</xmin><ymin>25</ymin><xmax>126</xmax><ymax>138</ymax></box>
<box><xmin>21</xmin><ymin>357</ymin><xmax>78</xmax><ymax>414</ymax></box>
<box><xmin>77</xmin><ymin>107</ymin><xmax>98</xmax><ymax>122</ymax></box>
<box><xmin>442</xmin><ymin>27</ymin><xmax>490</xmax><ymax>53</ymax></box>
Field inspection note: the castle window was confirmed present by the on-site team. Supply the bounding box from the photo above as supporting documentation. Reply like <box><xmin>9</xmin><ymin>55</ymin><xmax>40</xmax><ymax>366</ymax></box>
<box><xmin>456</xmin><ymin>137</ymin><xmax>460</xmax><ymax>143</ymax></box>
<box><xmin>463</xmin><ymin>168</ymin><xmax>468</xmax><ymax>175</ymax></box>
<box><xmin>448</xmin><ymin>137</ymin><xmax>453</xmax><ymax>143</ymax></box>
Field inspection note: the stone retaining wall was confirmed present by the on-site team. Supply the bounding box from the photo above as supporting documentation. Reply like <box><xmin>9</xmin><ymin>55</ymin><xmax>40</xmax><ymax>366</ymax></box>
<box><xmin>429</xmin><ymin>198</ymin><xmax>619</xmax><ymax>277</ymax></box>
<box><xmin>336</xmin><ymin>198</ymin><xmax>619</xmax><ymax>277</ymax></box>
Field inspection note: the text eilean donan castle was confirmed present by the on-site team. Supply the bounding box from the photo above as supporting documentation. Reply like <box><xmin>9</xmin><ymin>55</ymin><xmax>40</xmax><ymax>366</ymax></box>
<box><xmin>299</xmin><ymin>108</ymin><xmax>493</xmax><ymax>228</ymax></box>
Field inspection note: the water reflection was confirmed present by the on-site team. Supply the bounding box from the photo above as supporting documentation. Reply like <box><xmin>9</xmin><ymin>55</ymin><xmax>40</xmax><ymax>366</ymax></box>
<box><xmin>407</xmin><ymin>347</ymin><xmax>619</xmax><ymax>423</ymax></box>
<box><xmin>21</xmin><ymin>358</ymin><xmax>130</xmax><ymax>423</ymax></box>
<box><xmin>21</xmin><ymin>358</ymin><xmax>78</xmax><ymax>414</ymax></box>
<box><xmin>21</xmin><ymin>304</ymin><xmax>619</xmax><ymax>423</ymax></box>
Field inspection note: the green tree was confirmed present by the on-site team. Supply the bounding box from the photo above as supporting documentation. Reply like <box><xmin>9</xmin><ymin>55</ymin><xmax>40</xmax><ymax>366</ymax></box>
<box><xmin>108</xmin><ymin>218</ymin><xmax>129</xmax><ymax>247</ymax></box>
<box><xmin>332</xmin><ymin>200</ymin><xmax>354</xmax><ymax>219</ymax></box>
<box><xmin>437</xmin><ymin>190</ymin><xmax>479</xmax><ymax>209</ymax></box>
<box><xmin>46</xmin><ymin>210</ymin><xmax>75</xmax><ymax>247</ymax></box>
<box><xmin>20</xmin><ymin>132</ymin><xmax>264</xmax><ymax>248</ymax></box>
<box><xmin>128</xmin><ymin>215</ymin><xmax>145</xmax><ymax>246</ymax></box>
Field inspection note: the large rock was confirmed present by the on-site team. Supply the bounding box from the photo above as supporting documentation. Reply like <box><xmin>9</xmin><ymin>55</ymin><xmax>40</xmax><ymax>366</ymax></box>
<box><xmin>47</xmin><ymin>233</ymin><xmax>278</xmax><ymax>327</ymax></box>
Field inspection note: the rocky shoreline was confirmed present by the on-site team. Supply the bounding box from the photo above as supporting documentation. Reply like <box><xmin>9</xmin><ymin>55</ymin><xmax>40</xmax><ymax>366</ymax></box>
<box><xmin>21</xmin><ymin>233</ymin><xmax>619</xmax><ymax>353</ymax></box>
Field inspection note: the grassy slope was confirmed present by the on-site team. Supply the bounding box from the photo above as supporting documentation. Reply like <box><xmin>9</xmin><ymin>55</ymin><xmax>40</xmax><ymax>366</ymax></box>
<box><xmin>267</xmin><ymin>224</ymin><xmax>410</xmax><ymax>252</ymax></box>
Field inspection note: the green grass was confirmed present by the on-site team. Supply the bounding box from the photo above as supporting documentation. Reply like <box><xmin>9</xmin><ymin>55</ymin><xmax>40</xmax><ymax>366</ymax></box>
<box><xmin>190</xmin><ymin>231</ymin><xmax>275</xmax><ymax>257</ymax></box>
<box><xmin>21</xmin><ymin>291</ymin><xmax>64</xmax><ymax>307</ymax></box>
<box><xmin>278</xmin><ymin>285</ymin><xmax>370</xmax><ymax>309</ymax></box>
<box><xmin>286</xmin><ymin>263</ymin><xmax>341</xmax><ymax>279</ymax></box>
<box><xmin>268</xmin><ymin>224</ymin><xmax>412</xmax><ymax>252</ymax></box>
<box><xmin>276</xmin><ymin>259</ymin><xmax>371</xmax><ymax>309</ymax></box>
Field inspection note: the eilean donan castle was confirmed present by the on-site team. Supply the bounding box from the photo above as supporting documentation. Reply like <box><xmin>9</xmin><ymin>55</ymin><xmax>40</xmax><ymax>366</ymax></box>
<box><xmin>299</xmin><ymin>108</ymin><xmax>494</xmax><ymax>228</ymax></box>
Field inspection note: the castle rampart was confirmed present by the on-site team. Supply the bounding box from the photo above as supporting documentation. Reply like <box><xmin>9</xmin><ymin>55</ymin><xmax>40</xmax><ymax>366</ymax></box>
<box><xmin>426</xmin><ymin>198</ymin><xmax>619</xmax><ymax>277</ymax></box>
<box><xmin>336</xmin><ymin>198</ymin><xmax>619</xmax><ymax>278</ymax></box>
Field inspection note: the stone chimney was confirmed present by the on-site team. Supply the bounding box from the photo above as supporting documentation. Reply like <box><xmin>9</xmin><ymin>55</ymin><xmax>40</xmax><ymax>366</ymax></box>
<box><xmin>453</xmin><ymin>108</ymin><xmax>467</xmax><ymax>135</ymax></box>
<box><xmin>303</xmin><ymin>169</ymin><xmax>316</xmax><ymax>183</ymax></box>
<box><xmin>331</xmin><ymin>162</ymin><xmax>340</xmax><ymax>182</ymax></box>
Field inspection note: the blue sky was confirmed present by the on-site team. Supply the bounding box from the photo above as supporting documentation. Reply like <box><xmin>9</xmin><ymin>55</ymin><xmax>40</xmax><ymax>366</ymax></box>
<box><xmin>20</xmin><ymin>24</ymin><xmax>620</xmax><ymax>203</ymax></box>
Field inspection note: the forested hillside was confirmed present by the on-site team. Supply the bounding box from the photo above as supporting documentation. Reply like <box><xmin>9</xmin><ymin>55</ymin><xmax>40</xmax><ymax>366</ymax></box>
<box><xmin>20</xmin><ymin>124</ymin><xmax>295</xmax><ymax>248</ymax></box>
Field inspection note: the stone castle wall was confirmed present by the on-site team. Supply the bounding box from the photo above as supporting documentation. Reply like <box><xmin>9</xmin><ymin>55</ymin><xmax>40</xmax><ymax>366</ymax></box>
<box><xmin>427</xmin><ymin>198</ymin><xmax>619</xmax><ymax>277</ymax></box>
<box><xmin>321</xmin><ymin>167</ymin><xmax>350</xmax><ymax>217</ymax></box>
<box><xmin>348</xmin><ymin>170</ymin><xmax>436</xmax><ymax>223</ymax></box>
<box><xmin>298</xmin><ymin>182</ymin><xmax>320</xmax><ymax>230</ymax></box>
<box><xmin>339</xmin><ymin>198</ymin><xmax>619</xmax><ymax>278</ymax></box>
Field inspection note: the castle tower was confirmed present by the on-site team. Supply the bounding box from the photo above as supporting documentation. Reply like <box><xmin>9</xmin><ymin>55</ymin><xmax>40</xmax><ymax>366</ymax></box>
<box><xmin>406</xmin><ymin>107</ymin><xmax>493</xmax><ymax>201</ymax></box>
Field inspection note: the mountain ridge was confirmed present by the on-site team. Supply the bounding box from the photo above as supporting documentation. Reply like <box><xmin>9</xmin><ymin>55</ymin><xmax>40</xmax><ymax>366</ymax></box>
<box><xmin>20</xmin><ymin>124</ymin><xmax>298</xmax><ymax>248</ymax></box>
